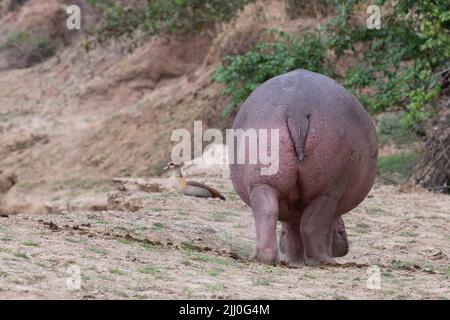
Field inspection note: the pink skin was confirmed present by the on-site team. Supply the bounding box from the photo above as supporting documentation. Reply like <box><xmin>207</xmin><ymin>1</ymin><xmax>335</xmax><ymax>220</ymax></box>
<box><xmin>229</xmin><ymin>69</ymin><xmax>378</xmax><ymax>266</ymax></box>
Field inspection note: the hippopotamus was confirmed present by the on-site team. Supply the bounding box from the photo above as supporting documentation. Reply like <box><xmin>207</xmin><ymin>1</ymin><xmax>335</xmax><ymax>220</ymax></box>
<box><xmin>229</xmin><ymin>69</ymin><xmax>378</xmax><ymax>266</ymax></box>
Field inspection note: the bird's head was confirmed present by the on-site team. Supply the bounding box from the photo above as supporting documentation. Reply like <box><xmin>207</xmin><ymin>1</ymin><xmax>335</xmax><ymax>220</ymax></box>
<box><xmin>163</xmin><ymin>162</ymin><xmax>183</xmax><ymax>176</ymax></box>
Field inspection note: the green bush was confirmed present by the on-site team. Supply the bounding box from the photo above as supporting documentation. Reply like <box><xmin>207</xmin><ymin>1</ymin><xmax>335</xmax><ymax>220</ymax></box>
<box><xmin>378</xmin><ymin>112</ymin><xmax>420</xmax><ymax>146</ymax></box>
<box><xmin>0</xmin><ymin>30</ymin><xmax>56</xmax><ymax>67</ymax></box>
<box><xmin>328</xmin><ymin>0</ymin><xmax>450</xmax><ymax>127</ymax></box>
<box><xmin>214</xmin><ymin>0</ymin><xmax>450</xmax><ymax>124</ymax></box>
<box><xmin>214</xmin><ymin>30</ymin><xmax>331</xmax><ymax>116</ymax></box>
<box><xmin>88</xmin><ymin>0</ymin><xmax>251</xmax><ymax>40</ymax></box>
<box><xmin>377</xmin><ymin>152</ymin><xmax>422</xmax><ymax>183</ymax></box>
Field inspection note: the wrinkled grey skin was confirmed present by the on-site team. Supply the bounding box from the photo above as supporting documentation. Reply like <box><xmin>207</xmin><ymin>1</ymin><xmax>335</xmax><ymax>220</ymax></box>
<box><xmin>229</xmin><ymin>69</ymin><xmax>378</xmax><ymax>266</ymax></box>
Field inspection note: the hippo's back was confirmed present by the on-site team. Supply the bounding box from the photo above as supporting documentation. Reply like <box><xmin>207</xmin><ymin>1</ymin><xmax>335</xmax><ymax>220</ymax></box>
<box><xmin>230</xmin><ymin>69</ymin><xmax>378</xmax><ymax>214</ymax></box>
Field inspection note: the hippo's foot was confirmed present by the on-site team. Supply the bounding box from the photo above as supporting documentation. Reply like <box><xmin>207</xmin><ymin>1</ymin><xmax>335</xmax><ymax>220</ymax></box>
<box><xmin>301</xmin><ymin>196</ymin><xmax>339</xmax><ymax>266</ymax></box>
<box><xmin>250</xmin><ymin>184</ymin><xmax>279</xmax><ymax>266</ymax></box>
<box><xmin>279</xmin><ymin>222</ymin><xmax>304</xmax><ymax>266</ymax></box>
<box><xmin>251</xmin><ymin>248</ymin><xmax>278</xmax><ymax>266</ymax></box>
<box><xmin>304</xmin><ymin>255</ymin><xmax>337</xmax><ymax>266</ymax></box>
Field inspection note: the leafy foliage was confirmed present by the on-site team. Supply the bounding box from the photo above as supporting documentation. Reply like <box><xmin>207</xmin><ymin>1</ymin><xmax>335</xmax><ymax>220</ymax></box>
<box><xmin>88</xmin><ymin>0</ymin><xmax>251</xmax><ymax>40</ymax></box>
<box><xmin>214</xmin><ymin>30</ymin><xmax>331</xmax><ymax>116</ymax></box>
<box><xmin>378</xmin><ymin>112</ymin><xmax>420</xmax><ymax>146</ymax></box>
<box><xmin>0</xmin><ymin>30</ymin><xmax>56</xmax><ymax>67</ymax></box>
<box><xmin>328</xmin><ymin>0</ymin><xmax>450</xmax><ymax>127</ymax></box>
<box><xmin>215</xmin><ymin>0</ymin><xmax>450</xmax><ymax>124</ymax></box>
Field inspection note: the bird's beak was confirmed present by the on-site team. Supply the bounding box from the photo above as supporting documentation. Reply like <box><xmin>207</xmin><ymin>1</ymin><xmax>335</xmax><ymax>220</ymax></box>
<box><xmin>163</xmin><ymin>165</ymin><xmax>169</xmax><ymax>170</ymax></box>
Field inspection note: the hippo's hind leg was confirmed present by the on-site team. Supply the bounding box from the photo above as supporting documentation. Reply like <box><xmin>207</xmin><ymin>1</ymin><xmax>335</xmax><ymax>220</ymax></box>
<box><xmin>330</xmin><ymin>216</ymin><xmax>349</xmax><ymax>257</ymax></box>
<box><xmin>279</xmin><ymin>222</ymin><xmax>304</xmax><ymax>266</ymax></box>
<box><xmin>300</xmin><ymin>196</ymin><xmax>338</xmax><ymax>265</ymax></box>
<box><xmin>250</xmin><ymin>184</ymin><xmax>279</xmax><ymax>265</ymax></box>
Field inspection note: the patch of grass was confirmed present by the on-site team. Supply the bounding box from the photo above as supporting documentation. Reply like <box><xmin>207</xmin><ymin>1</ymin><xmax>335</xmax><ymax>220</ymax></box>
<box><xmin>400</xmin><ymin>231</ymin><xmax>418</xmax><ymax>238</ymax></box>
<box><xmin>391</xmin><ymin>260</ymin><xmax>416</xmax><ymax>270</ymax></box>
<box><xmin>109</xmin><ymin>268</ymin><xmax>125</xmax><ymax>276</ymax></box>
<box><xmin>0</xmin><ymin>30</ymin><xmax>57</xmax><ymax>68</ymax></box>
<box><xmin>139</xmin><ymin>265</ymin><xmax>162</xmax><ymax>275</ymax></box>
<box><xmin>35</xmin><ymin>262</ymin><xmax>50</xmax><ymax>269</ymax></box>
<box><xmin>0</xmin><ymin>271</ymin><xmax>7</xmax><ymax>278</ymax></box>
<box><xmin>180</xmin><ymin>241</ymin><xmax>200</xmax><ymax>252</ymax></box>
<box><xmin>135</xmin><ymin>225</ymin><xmax>149</xmax><ymax>232</ymax></box>
<box><xmin>125</xmin><ymin>251</ymin><xmax>136</xmax><ymax>260</ymax></box>
<box><xmin>65</xmin><ymin>237</ymin><xmax>87</xmax><ymax>244</ymax></box>
<box><xmin>141</xmin><ymin>243</ymin><xmax>154</xmax><ymax>251</ymax></box>
<box><xmin>95</xmin><ymin>219</ymin><xmax>109</xmax><ymax>225</ymax></box>
<box><xmin>381</xmin><ymin>271</ymin><xmax>395</xmax><ymax>278</ymax></box>
<box><xmin>149</xmin><ymin>207</ymin><xmax>170</xmax><ymax>212</ymax></box>
<box><xmin>46</xmin><ymin>258</ymin><xmax>60</xmax><ymax>267</ymax></box>
<box><xmin>212</xmin><ymin>212</ymin><xmax>228</xmax><ymax>222</ymax></box>
<box><xmin>206</xmin><ymin>282</ymin><xmax>226</xmax><ymax>292</ymax></box>
<box><xmin>437</xmin><ymin>265</ymin><xmax>450</xmax><ymax>278</ymax></box>
<box><xmin>26</xmin><ymin>275</ymin><xmax>46</xmax><ymax>284</ymax></box>
<box><xmin>117</xmin><ymin>238</ymin><xmax>134</xmax><ymax>245</ymax></box>
<box><xmin>22</xmin><ymin>240</ymin><xmax>40</xmax><ymax>247</ymax></box>
<box><xmin>377</xmin><ymin>152</ymin><xmax>422</xmax><ymax>184</ymax></box>
<box><xmin>180</xmin><ymin>242</ymin><xmax>230</xmax><ymax>266</ymax></box>
<box><xmin>0</xmin><ymin>247</ymin><xmax>12</xmax><ymax>254</ymax></box>
<box><xmin>81</xmin><ymin>274</ymin><xmax>92</xmax><ymax>281</ymax></box>
<box><xmin>254</xmin><ymin>278</ymin><xmax>271</xmax><ymax>286</ymax></box>
<box><xmin>354</xmin><ymin>223</ymin><xmax>371</xmax><ymax>234</ymax></box>
<box><xmin>264</xmin><ymin>266</ymin><xmax>276</xmax><ymax>273</ymax></box>
<box><xmin>207</xmin><ymin>268</ymin><xmax>224</xmax><ymax>277</ymax></box>
<box><xmin>192</xmin><ymin>253</ymin><xmax>230</xmax><ymax>266</ymax></box>
<box><xmin>365</xmin><ymin>206</ymin><xmax>382</xmax><ymax>215</ymax></box>
<box><xmin>63</xmin><ymin>260</ymin><xmax>77</xmax><ymax>268</ymax></box>
<box><xmin>88</xmin><ymin>247</ymin><xmax>109</xmax><ymax>255</ymax></box>
<box><xmin>176</xmin><ymin>210</ymin><xmax>188</xmax><ymax>216</ymax></box>
<box><xmin>151</xmin><ymin>222</ymin><xmax>166</xmax><ymax>231</ymax></box>
<box><xmin>226</xmin><ymin>194</ymin><xmax>240</xmax><ymax>201</ymax></box>
<box><xmin>14</xmin><ymin>252</ymin><xmax>28</xmax><ymax>259</ymax></box>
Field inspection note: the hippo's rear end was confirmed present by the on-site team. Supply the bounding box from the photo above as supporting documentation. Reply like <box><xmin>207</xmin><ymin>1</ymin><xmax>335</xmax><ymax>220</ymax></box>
<box><xmin>229</xmin><ymin>69</ymin><xmax>378</xmax><ymax>266</ymax></box>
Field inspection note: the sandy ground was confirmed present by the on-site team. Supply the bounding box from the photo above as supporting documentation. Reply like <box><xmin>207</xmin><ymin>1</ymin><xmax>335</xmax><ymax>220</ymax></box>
<box><xmin>0</xmin><ymin>0</ymin><xmax>448</xmax><ymax>301</ymax></box>
<box><xmin>0</xmin><ymin>178</ymin><xmax>449</xmax><ymax>300</ymax></box>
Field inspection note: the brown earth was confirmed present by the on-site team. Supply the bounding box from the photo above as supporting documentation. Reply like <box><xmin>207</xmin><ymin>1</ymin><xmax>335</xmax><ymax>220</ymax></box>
<box><xmin>0</xmin><ymin>179</ymin><xmax>449</xmax><ymax>299</ymax></box>
<box><xmin>0</xmin><ymin>0</ymin><xmax>449</xmax><ymax>299</ymax></box>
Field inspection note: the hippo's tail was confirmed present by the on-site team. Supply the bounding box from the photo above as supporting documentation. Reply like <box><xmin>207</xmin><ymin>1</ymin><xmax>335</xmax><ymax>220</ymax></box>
<box><xmin>287</xmin><ymin>114</ymin><xmax>310</xmax><ymax>162</ymax></box>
